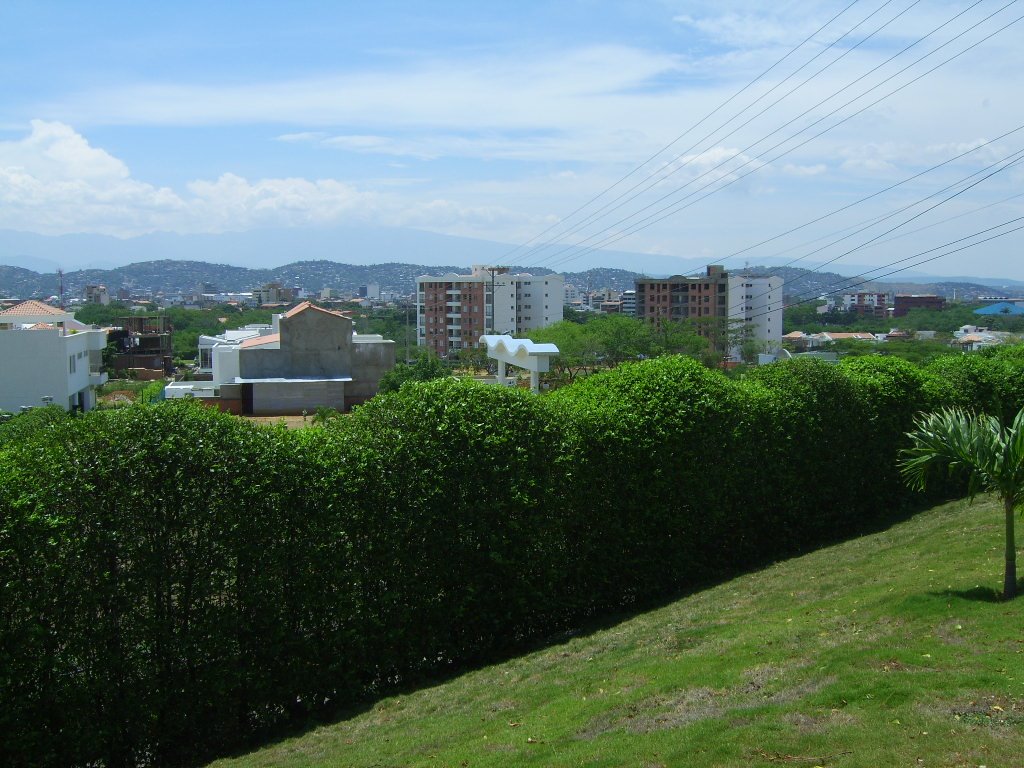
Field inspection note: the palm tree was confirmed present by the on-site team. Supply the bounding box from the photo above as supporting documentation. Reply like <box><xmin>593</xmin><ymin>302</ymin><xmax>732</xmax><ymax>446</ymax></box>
<box><xmin>900</xmin><ymin>407</ymin><xmax>1024</xmax><ymax>600</ymax></box>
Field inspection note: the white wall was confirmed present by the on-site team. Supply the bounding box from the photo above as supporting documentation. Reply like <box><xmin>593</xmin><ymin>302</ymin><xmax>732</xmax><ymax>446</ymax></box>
<box><xmin>516</xmin><ymin>274</ymin><xmax>564</xmax><ymax>332</ymax></box>
<box><xmin>0</xmin><ymin>328</ymin><xmax>107</xmax><ymax>412</ymax></box>
<box><xmin>212</xmin><ymin>344</ymin><xmax>242</xmax><ymax>387</ymax></box>
<box><xmin>728</xmin><ymin>276</ymin><xmax>783</xmax><ymax>350</ymax></box>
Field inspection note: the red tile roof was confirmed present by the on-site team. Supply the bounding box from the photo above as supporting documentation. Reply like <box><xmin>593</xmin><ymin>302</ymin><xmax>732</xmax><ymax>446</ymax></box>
<box><xmin>239</xmin><ymin>333</ymin><xmax>280</xmax><ymax>349</ymax></box>
<box><xmin>283</xmin><ymin>301</ymin><xmax>351</xmax><ymax>320</ymax></box>
<box><xmin>0</xmin><ymin>299</ymin><xmax>68</xmax><ymax>317</ymax></box>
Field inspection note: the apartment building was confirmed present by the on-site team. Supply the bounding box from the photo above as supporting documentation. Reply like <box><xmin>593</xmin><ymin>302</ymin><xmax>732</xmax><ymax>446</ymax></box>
<box><xmin>636</xmin><ymin>265</ymin><xmax>782</xmax><ymax>352</ymax></box>
<box><xmin>620</xmin><ymin>290</ymin><xmax>637</xmax><ymax>317</ymax></box>
<box><xmin>893</xmin><ymin>294</ymin><xmax>945</xmax><ymax>317</ymax></box>
<box><xmin>83</xmin><ymin>284</ymin><xmax>111</xmax><ymax>305</ymax></box>
<box><xmin>728</xmin><ymin>272</ymin><xmax>783</xmax><ymax>349</ymax></box>
<box><xmin>416</xmin><ymin>266</ymin><xmax>564</xmax><ymax>358</ymax></box>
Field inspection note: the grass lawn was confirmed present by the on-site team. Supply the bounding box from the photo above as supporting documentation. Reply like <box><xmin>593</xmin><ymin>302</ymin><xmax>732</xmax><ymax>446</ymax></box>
<box><xmin>210</xmin><ymin>498</ymin><xmax>1024</xmax><ymax>768</ymax></box>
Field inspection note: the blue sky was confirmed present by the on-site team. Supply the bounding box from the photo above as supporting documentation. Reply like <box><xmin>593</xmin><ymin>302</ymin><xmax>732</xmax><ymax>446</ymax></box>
<box><xmin>2</xmin><ymin>0</ymin><xmax>1023</xmax><ymax>279</ymax></box>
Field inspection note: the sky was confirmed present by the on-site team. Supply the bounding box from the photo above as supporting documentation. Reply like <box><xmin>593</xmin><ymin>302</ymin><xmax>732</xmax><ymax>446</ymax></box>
<box><xmin>1</xmin><ymin>0</ymin><xmax>1023</xmax><ymax>279</ymax></box>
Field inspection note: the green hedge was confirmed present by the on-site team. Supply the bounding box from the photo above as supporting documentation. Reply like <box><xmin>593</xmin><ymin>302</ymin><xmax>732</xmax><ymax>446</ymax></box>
<box><xmin>2</xmin><ymin>348</ymin><xmax>1023</xmax><ymax>766</ymax></box>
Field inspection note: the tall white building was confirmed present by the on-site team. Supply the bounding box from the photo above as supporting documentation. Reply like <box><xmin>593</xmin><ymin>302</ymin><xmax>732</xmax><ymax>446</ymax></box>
<box><xmin>727</xmin><ymin>274</ymin><xmax>783</xmax><ymax>351</ymax></box>
<box><xmin>416</xmin><ymin>266</ymin><xmax>564</xmax><ymax>358</ymax></box>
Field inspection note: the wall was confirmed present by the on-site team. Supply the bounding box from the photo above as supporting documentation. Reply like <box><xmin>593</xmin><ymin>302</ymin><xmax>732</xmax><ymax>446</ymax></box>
<box><xmin>252</xmin><ymin>380</ymin><xmax>346</xmax><ymax>415</ymax></box>
<box><xmin>0</xmin><ymin>329</ymin><xmax>106</xmax><ymax>413</ymax></box>
<box><xmin>240</xmin><ymin>309</ymin><xmax>353</xmax><ymax>380</ymax></box>
<box><xmin>348</xmin><ymin>336</ymin><xmax>397</xmax><ymax>405</ymax></box>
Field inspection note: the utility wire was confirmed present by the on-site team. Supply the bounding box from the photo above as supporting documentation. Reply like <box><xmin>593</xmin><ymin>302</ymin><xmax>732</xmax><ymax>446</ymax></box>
<box><xmin>496</xmin><ymin>0</ymin><xmax>865</xmax><ymax>263</ymax></box>
<box><xmin>761</xmin><ymin>151</ymin><xmax>1024</xmax><ymax>284</ymax></box>
<box><xmin>516</xmin><ymin>0</ymin><xmax>913</xmax><ymax>264</ymax></box>
<box><xmin>539</xmin><ymin>3</ymin><xmax>1024</xmax><ymax>274</ymax></box>
<box><xmin>759</xmin><ymin>216</ymin><xmax>1024</xmax><ymax>319</ymax></box>
<box><xmin>527</xmin><ymin>0</ymin><xmax>999</xmax><ymax>269</ymax></box>
<box><xmin>725</xmin><ymin>217</ymin><xmax>1024</xmax><ymax>340</ymax></box>
<box><xmin>714</xmin><ymin>123</ymin><xmax>1024</xmax><ymax>264</ymax></box>
<box><xmin>726</xmin><ymin>148</ymin><xmax>1024</xmax><ymax>314</ymax></box>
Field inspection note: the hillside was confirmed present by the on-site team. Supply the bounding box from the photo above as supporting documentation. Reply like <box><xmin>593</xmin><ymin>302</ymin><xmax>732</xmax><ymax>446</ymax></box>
<box><xmin>0</xmin><ymin>260</ymin><xmax>643</xmax><ymax>298</ymax></box>
<box><xmin>210</xmin><ymin>497</ymin><xmax>1023</xmax><ymax>768</ymax></box>
<box><xmin>0</xmin><ymin>258</ymin><xmax>1008</xmax><ymax>301</ymax></box>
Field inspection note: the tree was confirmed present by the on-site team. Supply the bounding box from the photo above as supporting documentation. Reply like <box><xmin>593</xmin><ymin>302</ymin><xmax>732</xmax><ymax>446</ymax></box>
<box><xmin>900</xmin><ymin>407</ymin><xmax>1024</xmax><ymax>600</ymax></box>
<box><xmin>377</xmin><ymin>350</ymin><xmax>448</xmax><ymax>394</ymax></box>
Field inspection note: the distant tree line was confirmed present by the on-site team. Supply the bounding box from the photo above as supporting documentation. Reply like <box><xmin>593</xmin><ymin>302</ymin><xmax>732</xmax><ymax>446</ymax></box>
<box><xmin>3</xmin><ymin>346</ymin><xmax>1024</xmax><ymax>765</ymax></box>
<box><xmin>784</xmin><ymin>301</ymin><xmax>1024</xmax><ymax>335</ymax></box>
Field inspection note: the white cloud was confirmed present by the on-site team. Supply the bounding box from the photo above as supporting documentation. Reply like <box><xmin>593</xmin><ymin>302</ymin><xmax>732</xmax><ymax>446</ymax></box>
<box><xmin>0</xmin><ymin>121</ymin><xmax>544</xmax><ymax>240</ymax></box>
<box><xmin>673</xmin><ymin>11</ymin><xmax>820</xmax><ymax>48</ymax></box>
<box><xmin>781</xmin><ymin>162</ymin><xmax>827</xmax><ymax>176</ymax></box>
<box><xmin>0</xmin><ymin>120</ymin><xmax>129</xmax><ymax>181</ymax></box>
<box><xmin>658</xmin><ymin>146</ymin><xmax>766</xmax><ymax>189</ymax></box>
<box><xmin>42</xmin><ymin>45</ymin><xmax>685</xmax><ymax>134</ymax></box>
<box><xmin>275</xmin><ymin>131</ymin><xmax>328</xmax><ymax>143</ymax></box>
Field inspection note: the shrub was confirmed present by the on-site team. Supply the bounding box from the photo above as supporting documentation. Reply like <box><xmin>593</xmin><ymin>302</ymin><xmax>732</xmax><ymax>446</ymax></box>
<box><xmin>5</xmin><ymin>351</ymin><xmax>1024</xmax><ymax>766</ymax></box>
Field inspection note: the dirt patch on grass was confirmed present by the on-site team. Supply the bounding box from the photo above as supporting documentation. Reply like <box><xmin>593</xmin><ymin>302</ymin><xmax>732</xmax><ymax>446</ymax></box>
<box><xmin>576</xmin><ymin>667</ymin><xmax>836</xmax><ymax>738</ymax></box>
<box><xmin>783</xmin><ymin>708</ymin><xmax>859</xmax><ymax>734</ymax></box>
<box><xmin>946</xmin><ymin>694</ymin><xmax>1024</xmax><ymax>727</ymax></box>
<box><xmin>934</xmin><ymin>618</ymin><xmax>969</xmax><ymax>646</ymax></box>
<box><xmin>99</xmin><ymin>390</ymin><xmax>137</xmax><ymax>406</ymax></box>
<box><xmin>874</xmin><ymin>658</ymin><xmax>934</xmax><ymax>673</ymax></box>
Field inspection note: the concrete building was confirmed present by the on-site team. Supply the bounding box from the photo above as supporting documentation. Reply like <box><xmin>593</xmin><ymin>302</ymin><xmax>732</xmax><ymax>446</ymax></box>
<box><xmin>636</xmin><ymin>266</ymin><xmax>731</xmax><ymax>324</ymax></box>
<box><xmin>0</xmin><ymin>300</ymin><xmax>108</xmax><ymax>413</ymax></box>
<box><xmin>416</xmin><ymin>266</ymin><xmax>564</xmax><ymax>358</ymax></box>
<box><xmin>106</xmin><ymin>315</ymin><xmax>174</xmax><ymax>378</ymax></box>
<box><xmin>253</xmin><ymin>282</ymin><xmax>298</xmax><ymax>306</ymax></box>
<box><xmin>726</xmin><ymin>273</ymin><xmax>783</xmax><ymax>351</ymax></box>
<box><xmin>636</xmin><ymin>266</ymin><xmax>782</xmax><ymax>353</ymax></box>
<box><xmin>84</xmin><ymin>284</ymin><xmax>111</xmax><ymax>305</ymax></box>
<box><xmin>822</xmin><ymin>291</ymin><xmax>891</xmax><ymax>318</ymax></box>
<box><xmin>621</xmin><ymin>289</ymin><xmax>637</xmax><ymax>317</ymax></box>
<box><xmin>168</xmin><ymin>302</ymin><xmax>394</xmax><ymax>414</ymax></box>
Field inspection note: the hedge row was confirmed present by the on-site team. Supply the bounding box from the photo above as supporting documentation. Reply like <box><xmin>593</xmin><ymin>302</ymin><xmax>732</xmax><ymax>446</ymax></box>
<box><xmin>3</xmin><ymin>348</ymin><xmax>1024</xmax><ymax>766</ymax></box>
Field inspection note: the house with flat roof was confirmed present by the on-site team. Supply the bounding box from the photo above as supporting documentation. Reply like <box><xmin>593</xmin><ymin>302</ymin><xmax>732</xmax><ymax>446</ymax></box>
<box><xmin>0</xmin><ymin>300</ymin><xmax>108</xmax><ymax>413</ymax></box>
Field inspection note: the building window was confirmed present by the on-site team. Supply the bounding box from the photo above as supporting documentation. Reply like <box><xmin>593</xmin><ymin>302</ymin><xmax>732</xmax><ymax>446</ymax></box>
<box><xmin>69</xmin><ymin>356</ymin><xmax>76</xmax><ymax>374</ymax></box>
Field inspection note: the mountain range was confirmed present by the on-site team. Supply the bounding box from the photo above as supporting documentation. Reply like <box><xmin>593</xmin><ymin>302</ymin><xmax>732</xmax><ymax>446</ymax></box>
<box><xmin>0</xmin><ymin>259</ymin><xmax>1010</xmax><ymax>305</ymax></box>
<box><xmin>2</xmin><ymin>226</ymin><xmax>1023</xmax><ymax>294</ymax></box>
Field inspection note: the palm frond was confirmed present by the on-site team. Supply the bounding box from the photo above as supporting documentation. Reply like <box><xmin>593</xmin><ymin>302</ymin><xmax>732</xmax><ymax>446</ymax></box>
<box><xmin>900</xmin><ymin>408</ymin><xmax>1000</xmax><ymax>500</ymax></box>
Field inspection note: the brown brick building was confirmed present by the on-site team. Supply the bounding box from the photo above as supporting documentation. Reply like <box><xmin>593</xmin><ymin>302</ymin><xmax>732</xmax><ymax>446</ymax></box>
<box><xmin>893</xmin><ymin>294</ymin><xmax>945</xmax><ymax>317</ymax></box>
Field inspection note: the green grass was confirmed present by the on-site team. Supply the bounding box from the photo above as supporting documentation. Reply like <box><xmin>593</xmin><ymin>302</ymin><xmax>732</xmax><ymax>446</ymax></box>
<box><xmin>210</xmin><ymin>498</ymin><xmax>1024</xmax><ymax>768</ymax></box>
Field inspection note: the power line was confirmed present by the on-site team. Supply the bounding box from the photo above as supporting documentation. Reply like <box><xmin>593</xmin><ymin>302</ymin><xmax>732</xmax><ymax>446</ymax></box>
<box><xmin>726</xmin><ymin>147</ymin><xmax>1024</xmax><ymax>313</ymax></box>
<box><xmin>771</xmin><ymin>216</ymin><xmax>1024</xmax><ymax>316</ymax></box>
<box><xmin>496</xmin><ymin>0</ymin><xmax>866</xmax><ymax>263</ymax></box>
<box><xmin>732</xmin><ymin>216</ymin><xmax>1024</xmax><ymax>328</ymax></box>
<box><xmin>715</xmin><ymin>123</ymin><xmax>1024</xmax><ymax>264</ymax></box>
<box><xmin>772</xmin><ymin>152</ymin><xmax>1024</xmax><ymax>274</ymax></box>
<box><xmin>517</xmin><ymin>0</ymin><xmax>913</xmax><ymax>265</ymax></box>
<box><xmin>539</xmin><ymin>3</ymin><xmax>1024</xmax><ymax>274</ymax></box>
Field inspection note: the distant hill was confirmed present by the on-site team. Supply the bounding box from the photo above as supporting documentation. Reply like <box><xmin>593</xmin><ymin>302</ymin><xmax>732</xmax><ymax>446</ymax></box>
<box><xmin>0</xmin><ymin>258</ymin><xmax>1009</xmax><ymax>303</ymax></box>
<box><xmin>1</xmin><ymin>226</ymin><xmax>1019</xmax><ymax>299</ymax></box>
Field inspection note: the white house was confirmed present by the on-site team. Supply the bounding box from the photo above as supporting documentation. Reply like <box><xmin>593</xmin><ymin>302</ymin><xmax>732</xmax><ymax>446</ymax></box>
<box><xmin>0</xmin><ymin>300</ymin><xmax>108</xmax><ymax>413</ymax></box>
